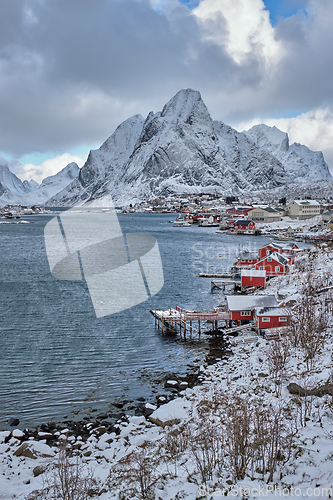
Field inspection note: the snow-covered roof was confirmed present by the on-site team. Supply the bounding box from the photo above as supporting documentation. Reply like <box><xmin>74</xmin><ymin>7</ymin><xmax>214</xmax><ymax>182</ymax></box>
<box><xmin>241</xmin><ymin>270</ymin><xmax>266</xmax><ymax>277</ymax></box>
<box><xmin>238</xmin><ymin>251</ymin><xmax>258</xmax><ymax>260</ymax></box>
<box><xmin>255</xmin><ymin>306</ymin><xmax>289</xmax><ymax>317</ymax></box>
<box><xmin>256</xmin><ymin>252</ymin><xmax>289</xmax><ymax>266</ymax></box>
<box><xmin>226</xmin><ymin>294</ymin><xmax>277</xmax><ymax>311</ymax></box>
<box><xmin>249</xmin><ymin>206</ymin><xmax>279</xmax><ymax>213</ymax></box>
<box><xmin>233</xmin><ymin>220</ymin><xmax>253</xmax><ymax>225</ymax></box>
<box><xmin>293</xmin><ymin>199</ymin><xmax>319</xmax><ymax>206</ymax></box>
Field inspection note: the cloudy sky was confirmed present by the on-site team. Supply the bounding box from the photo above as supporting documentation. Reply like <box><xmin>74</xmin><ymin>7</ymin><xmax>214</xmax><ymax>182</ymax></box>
<box><xmin>1</xmin><ymin>0</ymin><xmax>333</xmax><ymax>183</ymax></box>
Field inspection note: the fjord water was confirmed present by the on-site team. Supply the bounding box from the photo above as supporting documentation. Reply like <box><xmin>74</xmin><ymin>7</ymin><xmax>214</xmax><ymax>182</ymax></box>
<box><xmin>0</xmin><ymin>213</ymin><xmax>269</xmax><ymax>429</ymax></box>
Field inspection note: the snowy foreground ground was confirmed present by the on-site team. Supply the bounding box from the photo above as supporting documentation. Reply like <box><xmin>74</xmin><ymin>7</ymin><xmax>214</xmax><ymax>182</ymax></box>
<box><xmin>1</xmin><ymin>247</ymin><xmax>333</xmax><ymax>499</ymax></box>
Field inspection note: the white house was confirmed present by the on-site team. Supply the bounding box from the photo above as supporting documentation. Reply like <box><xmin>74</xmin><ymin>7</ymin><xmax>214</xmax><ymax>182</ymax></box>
<box><xmin>286</xmin><ymin>200</ymin><xmax>320</xmax><ymax>220</ymax></box>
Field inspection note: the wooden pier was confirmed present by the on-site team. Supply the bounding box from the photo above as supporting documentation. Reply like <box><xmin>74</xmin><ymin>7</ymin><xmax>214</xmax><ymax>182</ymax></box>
<box><xmin>150</xmin><ymin>306</ymin><xmax>232</xmax><ymax>337</ymax></box>
<box><xmin>198</xmin><ymin>273</ymin><xmax>232</xmax><ymax>278</ymax></box>
<box><xmin>211</xmin><ymin>280</ymin><xmax>241</xmax><ymax>292</ymax></box>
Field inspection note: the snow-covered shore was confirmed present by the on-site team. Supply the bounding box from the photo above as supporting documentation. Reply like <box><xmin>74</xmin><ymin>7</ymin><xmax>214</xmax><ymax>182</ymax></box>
<box><xmin>1</xmin><ymin>247</ymin><xmax>333</xmax><ymax>500</ymax></box>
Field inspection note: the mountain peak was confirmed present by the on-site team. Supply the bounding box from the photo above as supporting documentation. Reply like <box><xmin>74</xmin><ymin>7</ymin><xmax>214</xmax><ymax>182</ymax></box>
<box><xmin>160</xmin><ymin>88</ymin><xmax>208</xmax><ymax>122</ymax></box>
<box><xmin>245</xmin><ymin>123</ymin><xmax>289</xmax><ymax>151</ymax></box>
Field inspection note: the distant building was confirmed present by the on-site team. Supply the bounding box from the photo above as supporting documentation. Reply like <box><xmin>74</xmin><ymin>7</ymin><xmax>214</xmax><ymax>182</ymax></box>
<box><xmin>286</xmin><ymin>200</ymin><xmax>320</xmax><ymax>220</ymax></box>
<box><xmin>232</xmin><ymin>220</ymin><xmax>255</xmax><ymax>231</ymax></box>
<box><xmin>247</xmin><ymin>206</ymin><xmax>282</xmax><ymax>222</ymax></box>
<box><xmin>226</xmin><ymin>206</ymin><xmax>253</xmax><ymax>216</ymax></box>
<box><xmin>322</xmin><ymin>209</ymin><xmax>333</xmax><ymax>222</ymax></box>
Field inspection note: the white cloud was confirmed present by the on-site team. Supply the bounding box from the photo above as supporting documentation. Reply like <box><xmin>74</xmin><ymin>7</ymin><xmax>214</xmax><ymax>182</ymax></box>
<box><xmin>21</xmin><ymin>153</ymin><xmax>85</xmax><ymax>184</ymax></box>
<box><xmin>235</xmin><ymin>107</ymin><xmax>333</xmax><ymax>172</ymax></box>
<box><xmin>193</xmin><ymin>0</ymin><xmax>282</xmax><ymax>65</ymax></box>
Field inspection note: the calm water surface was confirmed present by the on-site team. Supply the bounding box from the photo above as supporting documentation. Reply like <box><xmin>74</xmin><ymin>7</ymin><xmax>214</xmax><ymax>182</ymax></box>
<box><xmin>0</xmin><ymin>213</ymin><xmax>271</xmax><ymax>429</ymax></box>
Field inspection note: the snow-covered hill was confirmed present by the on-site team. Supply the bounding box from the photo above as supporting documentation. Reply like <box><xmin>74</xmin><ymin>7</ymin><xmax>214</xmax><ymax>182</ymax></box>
<box><xmin>0</xmin><ymin>164</ymin><xmax>38</xmax><ymax>199</ymax></box>
<box><xmin>0</xmin><ymin>162</ymin><xmax>79</xmax><ymax>206</ymax></box>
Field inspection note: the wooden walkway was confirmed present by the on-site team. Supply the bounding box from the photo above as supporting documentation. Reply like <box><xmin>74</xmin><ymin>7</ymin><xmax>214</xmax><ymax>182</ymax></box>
<box><xmin>150</xmin><ymin>306</ymin><xmax>232</xmax><ymax>337</ymax></box>
<box><xmin>211</xmin><ymin>280</ymin><xmax>241</xmax><ymax>291</ymax></box>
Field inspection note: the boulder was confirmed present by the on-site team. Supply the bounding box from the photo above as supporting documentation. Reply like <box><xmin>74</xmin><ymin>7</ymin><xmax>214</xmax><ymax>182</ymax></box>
<box><xmin>8</xmin><ymin>418</ymin><xmax>20</xmax><ymax>427</ymax></box>
<box><xmin>14</xmin><ymin>441</ymin><xmax>55</xmax><ymax>459</ymax></box>
<box><xmin>33</xmin><ymin>466</ymin><xmax>46</xmax><ymax>477</ymax></box>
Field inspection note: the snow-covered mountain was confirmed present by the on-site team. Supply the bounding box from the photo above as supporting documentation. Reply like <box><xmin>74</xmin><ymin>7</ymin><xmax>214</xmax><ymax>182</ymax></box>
<box><xmin>0</xmin><ymin>162</ymin><xmax>79</xmax><ymax>206</ymax></box>
<box><xmin>47</xmin><ymin>89</ymin><xmax>332</xmax><ymax>207</ymax></box>
<box><xmin>244</xmin><ymin>124</ymin><xmax>332</xmax><ymax>183</ymax></box>
<box><xmin>0</xmin><ymin>164</ymin><xmax>38</xmax><ymax>199</ymax></box>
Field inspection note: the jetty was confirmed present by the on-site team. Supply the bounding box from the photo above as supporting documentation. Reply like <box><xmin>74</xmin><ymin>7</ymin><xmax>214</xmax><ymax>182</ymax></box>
<box><xmin>150</xmin><ymin>306</ymin><xmax>256</xmax><ymax>339</ymax></box>
<box><xmin>210</xmin><ymin>279</ymin><xmax>241</xmax><ymax>292</ymax></box>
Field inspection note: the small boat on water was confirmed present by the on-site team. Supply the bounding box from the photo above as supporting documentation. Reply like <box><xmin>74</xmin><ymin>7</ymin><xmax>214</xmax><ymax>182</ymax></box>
<box><xmin>274</xmin><ymin>235</ymin><xmax>292</xmax><ymax>241</ymax></box>
<box><xmin>173</xmin><ymin>219</ymin><xmax>191</xmax><ymax>227</ymax></box>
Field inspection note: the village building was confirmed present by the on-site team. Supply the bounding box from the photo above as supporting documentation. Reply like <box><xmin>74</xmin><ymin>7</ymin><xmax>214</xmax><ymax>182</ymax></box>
<box><xmin>254</xmin><ymin>306</ymin><xmax>290</xmax><ymax>329</ymax></box>
<box><xmin>322</xmin><ymin>209</ymin><xmax>333</xmax><ymax>223</ymax></box>
<box><xmin>286</xmin><ymin>226</ymin><xmax>303</xmax><ymax>234</ymax></box>
<box><xmin>225</xmin><ymin>295</ymin><xmax>278</xmax><ymax>321</ymax></box>
<box><xmin>226</xmin><ymin>206</ymin><xmax>253</xmax><ymax>216</ymax></box>
<box><xmin>232</xmin><ymin>220</ymin><xmax>255</xmax><ymax>232</ymax></box>
<box><xmin>237</xmin><ymin>251</ymin><xmax>259</xmax><ymax>266</ymax></box>
<box><xmin>286</xmin><ymin>200</ymin><xmax>320</xmax><ymax>220</ymax></box>
<box><xmin>258</xmin><ymin>242</ymin><xmax>298</xmax><ymax>260</ymax></box>
<box><xmin>241</xmin><ymin>269</ymin><xmax>266</xmax><ymax>288</ymax></box>
<box><xmin>247</xmin><ymin>206</ymin><xmax>282</xmax><ymax>222</ymax></box>
<box><xmin>253</xmin><ymin>252</ymin><xmax>289</xmax><ymax>276</ymax></box>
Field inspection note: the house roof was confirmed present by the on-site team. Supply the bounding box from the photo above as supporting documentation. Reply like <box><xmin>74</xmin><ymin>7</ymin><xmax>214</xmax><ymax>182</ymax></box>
<box><xmin>249</xmin><ymin>206</ymin><xmax>279</xmax><ymax>213</ymax></box>
<box><xmin>293</xmin><ymin>200</ymin><xmax>319</xmax><ymax>206</ymax></box>
<box><xmin>233</xmin><ymin>220</ymin><xmax>253</xmax><ymax>226</ymax></box>
<box><xmin>256</xmin><ymin>252</ymin><xmax>289</xmax><ymax>266</ymax></box>
<box><xmin>226</xmin><ymin>294</ymin><xmax>278</xmax><ymax>311</ymax></box>
<box><xmin>241</xmin><ymin>270</ymin><xmax>266</xmax><ymax>277</ymax></box>
<box><xmin>255</xmin><ymin>306</ymin><xmax>289</xmax><ymax>317</ymax></box>
<box><xmin>238</xmin><ymin>251</ymin><xmax>258</xmax><ymax>260</ymax></box>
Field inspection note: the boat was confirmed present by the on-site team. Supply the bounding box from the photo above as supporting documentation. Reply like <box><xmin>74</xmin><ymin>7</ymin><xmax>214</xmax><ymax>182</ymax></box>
<box><xmin>274</xmin><ymin>235</ymin><xmax>292</xmax><ymax>241</ymax></box>
<box><xmin>173</xmin><ymin>219</ymin><xmax>191</xmax><ymax>227</ymax></box>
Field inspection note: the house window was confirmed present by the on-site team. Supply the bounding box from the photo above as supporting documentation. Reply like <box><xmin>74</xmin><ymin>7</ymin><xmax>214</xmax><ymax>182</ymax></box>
<box><xmin>266</xmin><ymin>250</ymin><xmax>270</xmax><ymax>255</ymax></box>
<box><xmin>248</xmin><ymin>260</ymin><xmax>252</xmax><ymax>263</ymax></box>
<box><xmin>279</xmin><ymin>317</ymin><xmax>288</xmax><ymax>322</ymax></box>
<box><xmin>267</xmin><ymin>257</ymin><xmax>272</xmax><ymax>262</ymax></box>
<box><xmin>262</xmin><ymin>317</ymin><xmax>270</xmax><ymax>322</ymax></box>
<box><xmin>241</xmin><ymin>311</ymin><xmax>251</xmax><ymax>316</ymax></box>
<box><xmin>259</xmin><ymin>266</ymin><xmax>264</xmax><ymax>270</ymax></box>
<box><xmin>241</xmin><ymin>260</ymin><xmax>245</xmax><ymax>263</ymax></box>
<box><xmin>275</xmin><ymin>266</ymin><xmax>280</xmax><ymax>272</ymax></box>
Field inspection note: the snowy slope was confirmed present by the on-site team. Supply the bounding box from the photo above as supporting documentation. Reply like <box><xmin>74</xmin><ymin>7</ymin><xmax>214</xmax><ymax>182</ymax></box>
<box><xmin>245</xmin><ymin>124</ymin><xmax>332</xmax><ymax>182</ymax></box>
<box><xmin>0</xmin><ymin>162</ymin><xmax>79</xmax><ymax>206</ymax></box>
<box><xmin>48</xmin><ymin>90</ymin><xmax>294</xmax><ymax>206</ymax></box>
<box><xmin>0</xmin><ymin>164</ymin><xmax>38</xmax><ymax>199</ymax></box>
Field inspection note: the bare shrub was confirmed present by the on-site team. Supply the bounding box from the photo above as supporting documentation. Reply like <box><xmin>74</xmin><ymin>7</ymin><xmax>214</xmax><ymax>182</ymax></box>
<box><xmin>266</xmin><ymin>337</ymin><xmax>291</xmax><ymax>396</ymax></box>
<box><xmin>224</xmin><ymin>397</ymin><xmax>252</xmax><ymax>481</ymax></box>
<box><xmin>163</xmin><ymin>423</ymin><xmax>190</xmax><ymax>477</ymax></box>
<box><xmin>109</xmin><ymin>441</ymin><xmax>165</xmax><ymax>500</ymax></box>
<box><xmin>186</xmin><ymin>419</ymin><xmax>224</xmax><ymax>485</ymax></box>
<box><xmin>25</xmin><ymin>450</ymin><xmax>96</xmax><ymax>500</ymax></box>
<box><xmin>288</xmin><ymin>295</ymin><xmax>328</xmax><ymax>370</ymax></box>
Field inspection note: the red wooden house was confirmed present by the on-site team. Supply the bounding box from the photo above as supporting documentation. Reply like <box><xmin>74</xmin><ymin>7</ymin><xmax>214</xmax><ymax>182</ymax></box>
<box><xmin>253</xmin><ymin>252</ymin><xmax>289</xmax><ymax>276</ymax></box>
<box><xmin>237</xmin><ymin>251</ymin><xmax>258</xmax><ymax>266</ymax></box>
<box><xmin>232</xmin><ymin>220</ymin><xmax>255</xmax><ymax>231</ymax></box>
<box><xmin>254</xmin><ymin>307</ymin><xmax>290</xmax><ymax>329</ymax></box>
<box><xmin>241</xmin><ymin>269</ymin><xmax>266</xmax><ymax>288</ymax></box>
<box><xmin>193</xmin><ymin>213</ymin><xmax>220</xmax><ymax>223</ymax></box>
<box><xmin>226</xmin><ymin>295</ymin><xmax>278</xmax><ymax>322</ymax></box>
<box><xmin>258</xmin><ymin>242</ymin><xmax>298</xmax><ymax>260</ymax></box>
